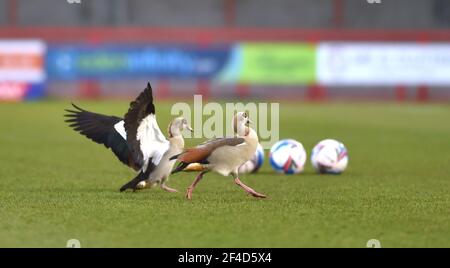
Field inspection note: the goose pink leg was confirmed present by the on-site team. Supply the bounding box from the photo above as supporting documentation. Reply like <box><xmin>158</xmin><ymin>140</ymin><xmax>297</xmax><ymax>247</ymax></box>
<box><xmin>186</xmin><ymin>171</ymin><xmax>207</xmax><ymax>200</ymax></box>
<box><xmin>234</xmin><ymin>178</ymin><xmax>267</xmax><ymax>198</ymax></box>
<box><xmin>161</xmin><ymin>183</ymin><xmax>178</xmax><ymax>193</ymax></box>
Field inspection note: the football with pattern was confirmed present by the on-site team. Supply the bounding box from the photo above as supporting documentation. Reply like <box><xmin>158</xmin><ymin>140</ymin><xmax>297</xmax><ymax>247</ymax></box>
<box><xmin>311</xmin><ymin>139</ymin><xmax>348</xmax><ymax>174</ymax></box>
<box><xmin>269</xmin><ymin>139</ymin><xmax>307</xmax><ymax>174</ymax></box>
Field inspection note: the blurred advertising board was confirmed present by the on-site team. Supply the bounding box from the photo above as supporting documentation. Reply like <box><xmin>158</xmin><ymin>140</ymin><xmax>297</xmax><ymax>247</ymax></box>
<box><xmin>240</xmin><ymin>43</ymin><xmax>316</xmax><ymax>85</ymax></box>
<box><xmin>0</xmin><ymin>40</ymin><xmax>46</xmax><ymax>101</ymax></box>
<box><xmin>217</xmin><ymin>43</ymin><xmax>317</xmax><ymax>85</ymax></box>
<box><xmin>317</xmin><ymin>43</ymin><xmax>450</xmax><ymax>86</ymax></box>
<box><xmin>46</xmin><ymin>45</ymin><xmax>231</xmax><ymax>80</ymax></box>
<box><xmin>47</xmin><ymin>43</ymin><xmax>318</xmax><ymax>87</ymax></box>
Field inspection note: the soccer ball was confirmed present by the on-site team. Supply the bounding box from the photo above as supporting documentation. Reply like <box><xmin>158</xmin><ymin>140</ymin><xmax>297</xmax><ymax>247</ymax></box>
<box><xmin>311</xmin><ymin>139</ymin><xmax>348</xmax><ymax>174</ymax></box>
<box><xmin>269</xmin><ymin>139</ymin><xmax>307</xmax><ymax>174</ymax></box>
<box><xmin>239</xmin><ymin>143</ymin><xmax>265</xmax><ymax>174</ymax></box>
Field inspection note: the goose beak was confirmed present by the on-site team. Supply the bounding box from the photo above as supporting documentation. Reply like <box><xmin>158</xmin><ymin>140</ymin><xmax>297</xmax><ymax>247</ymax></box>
<box><xmin>246</xmin><ymin>119</ymin><xmax>253</xmax><ymax>126</ymax></box>
<box><xmin>187</xmin><ymin>125</ymin><xmax>194</xmax><ymax>132</ymax></box>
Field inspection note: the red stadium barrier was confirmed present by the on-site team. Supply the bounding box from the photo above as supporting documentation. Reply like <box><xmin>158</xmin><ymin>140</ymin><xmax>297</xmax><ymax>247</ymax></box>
<box><xmin>1</xmin><ymin>27</ymin><xmax>450</xmax><ymax>43</ymax></box>
<box><xmin>307</xmin><ymin>85</ymin><xmax>328</xmax><ymax>102</ymax></box>
<box><xmin>416</xmin><ymin>86</ymin><xmax>430</xmax><ymax>102</ymax></box>
<box><xmin>395</xmin><ymin>86</ymin><xmax>407</xmax><ymax>102</ymax></box>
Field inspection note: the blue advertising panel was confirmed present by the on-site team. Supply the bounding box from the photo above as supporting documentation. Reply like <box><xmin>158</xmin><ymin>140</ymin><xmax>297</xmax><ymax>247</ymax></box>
<box><xmin>46</xmin><ymin>45</ymin><xmax>233</xmax><ymax>80</ymax></box>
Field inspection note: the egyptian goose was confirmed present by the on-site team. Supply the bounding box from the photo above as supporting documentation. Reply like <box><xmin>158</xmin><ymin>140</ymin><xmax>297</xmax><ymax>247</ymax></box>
<box><xmin>171</xmin><ymin>112</ymin><xmax>267</xmax><ymax>200</ymax></box>
<box><xmin>64</xmin><ymin>82</ymin><xmax>192</xmax><ymax>192</ymax></box>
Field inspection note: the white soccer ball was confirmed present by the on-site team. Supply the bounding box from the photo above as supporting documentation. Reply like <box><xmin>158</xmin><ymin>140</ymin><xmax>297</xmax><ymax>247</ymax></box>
<box><xmin>239</xmin><ymin>143</ymin><xmax>264</xmax><ymax>174</ymax></box>
<box><xmin>311</xmin><ymin>139</ymin><xmax>348</xmax><ymax>174</ymax></box>
<box><xmin>269</xmin><ymin>139</ymin><xmax>307</xmax><ymax>174</ymax></box>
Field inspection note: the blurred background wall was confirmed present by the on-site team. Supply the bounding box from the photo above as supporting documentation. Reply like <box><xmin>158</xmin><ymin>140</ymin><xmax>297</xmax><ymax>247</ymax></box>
<box><xmin>0</xmin><ymin>0</ymin><xmax>450</xmax><ymax>101</ymax></box>
<box><xmin>2</xmin><ymin>0</ymin><xmax>450</xmax><ymax>28</ymax></box>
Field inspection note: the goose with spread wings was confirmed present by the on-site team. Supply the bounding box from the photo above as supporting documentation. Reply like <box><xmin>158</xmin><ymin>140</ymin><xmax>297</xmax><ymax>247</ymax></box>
<box><xmin>64</xmin><ymin>82</ymin><xmax>192</xmax><ymax>192</ymax></box>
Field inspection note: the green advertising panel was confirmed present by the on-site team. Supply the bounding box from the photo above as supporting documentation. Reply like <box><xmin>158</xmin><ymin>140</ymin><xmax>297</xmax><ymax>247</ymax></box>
<box><xmin>239</xmin><ymin>43</ymin><xmax>317</xmax><ymax>85</ymax></box>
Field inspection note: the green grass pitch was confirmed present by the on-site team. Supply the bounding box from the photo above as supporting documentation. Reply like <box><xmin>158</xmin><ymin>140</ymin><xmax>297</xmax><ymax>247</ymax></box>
<box><xmin>0</xmin><ymin>100</ymin><xmax>449</xmax><ymax>247</ymax></box>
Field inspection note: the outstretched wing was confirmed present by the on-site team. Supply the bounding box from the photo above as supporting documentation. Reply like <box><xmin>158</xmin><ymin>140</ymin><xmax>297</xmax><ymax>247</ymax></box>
<box><xmin>170</xmin><ymin>137</ymin><xmax>245</xmax><ymax>173</ymax></box>
<box><xmin>64</xmin><ymin>103</ymin><xmax>133</xmax><ymax>168</ymax></box>
<box><xmin>124</xmin><ymin>82</ymin><xmax>169</xmax><ymax>171</ymax></box>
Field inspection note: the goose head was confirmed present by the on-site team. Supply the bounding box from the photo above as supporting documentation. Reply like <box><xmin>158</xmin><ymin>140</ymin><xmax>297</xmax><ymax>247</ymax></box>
<box><xmin>168</xmin><ymin>117</ymin><xmax>193</xmax><ymax>137</ymax></box>
<box><xmin>233</xmin><ymin>111</ymin><xmax>252</xmax><ymax>136</ymax></box>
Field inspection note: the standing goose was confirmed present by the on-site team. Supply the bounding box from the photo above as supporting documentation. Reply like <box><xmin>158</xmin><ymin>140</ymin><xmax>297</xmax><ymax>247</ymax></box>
<box><xmin>64</xmin><ymin>82</ymin><xmax>192</xmax><ymax>192</ymax></box>
<box><xmin>171</xmin><ymin>112</ymin><xmax>267</xmax><ymax>200</ymax></box>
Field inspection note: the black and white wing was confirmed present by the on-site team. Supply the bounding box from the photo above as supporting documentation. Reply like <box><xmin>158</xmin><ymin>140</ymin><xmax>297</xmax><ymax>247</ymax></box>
<box><xmin>123</xmin><ymin>82</ymin><xmax>170</xmax><ymax>172</ymax></box>
<box><xmin>64</xmin><ymin>103</ymin><xmax>134</xmax><ymax>169</ymax></box>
